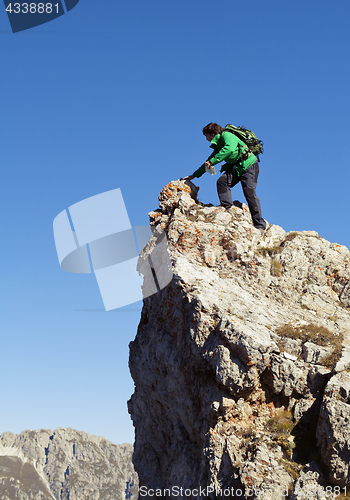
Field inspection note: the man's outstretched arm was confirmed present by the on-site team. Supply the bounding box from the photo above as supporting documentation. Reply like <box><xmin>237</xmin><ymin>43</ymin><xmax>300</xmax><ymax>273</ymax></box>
<box><xmin>183</xmin><ymin>160</ymin><xmax>213</xmax><ymax>181</ymax></box>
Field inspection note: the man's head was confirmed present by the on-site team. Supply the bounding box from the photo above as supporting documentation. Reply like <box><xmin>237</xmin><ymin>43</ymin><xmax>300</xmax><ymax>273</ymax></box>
<box><xmin>202</xmin><ymin>123</ymin><xmax>223</xmax><ymax>141</ymax></box>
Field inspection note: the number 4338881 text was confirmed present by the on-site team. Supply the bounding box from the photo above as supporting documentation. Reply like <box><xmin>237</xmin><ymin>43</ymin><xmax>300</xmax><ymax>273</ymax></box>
<box><xmin>6</xmin><ymin>3</ymin><xmax>60</xmax><ymax>13</ymax></box>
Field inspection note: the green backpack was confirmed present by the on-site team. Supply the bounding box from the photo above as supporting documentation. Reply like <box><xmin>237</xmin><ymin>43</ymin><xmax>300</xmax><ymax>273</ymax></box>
<box><xmin>223</xmin><ymin>124</ymin><xmax>264</xmax><ymax>162</ymax></box>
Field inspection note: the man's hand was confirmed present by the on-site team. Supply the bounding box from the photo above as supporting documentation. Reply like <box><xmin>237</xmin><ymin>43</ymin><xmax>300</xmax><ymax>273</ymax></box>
<box><xmin>182</xmin><ymin>175</ymin><xmax>195</xmax><ymax>181</ymax></box>
<box><xmin>205</xmin><ymin>161</ymin><xmax>212</xmax><ymax>169</ymax></box>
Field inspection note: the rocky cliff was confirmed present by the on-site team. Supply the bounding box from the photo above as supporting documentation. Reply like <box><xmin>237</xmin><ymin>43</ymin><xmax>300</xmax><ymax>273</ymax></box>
<box><xmin>0</xmin><ymin>428</ymin><xmax>138</xmax><ymax>500</ymax></box>
<box><xmin>128</xmin><ymin>180</ymin><xmax>350</xmax><ymax>499</ymax></box>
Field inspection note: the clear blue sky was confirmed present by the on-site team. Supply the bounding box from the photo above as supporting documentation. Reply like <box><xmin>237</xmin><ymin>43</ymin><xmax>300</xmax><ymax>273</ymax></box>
<box><xmin>1</xmin><ymin>0</ymin><xmax>350</xmax><ymax>446</ymax></box>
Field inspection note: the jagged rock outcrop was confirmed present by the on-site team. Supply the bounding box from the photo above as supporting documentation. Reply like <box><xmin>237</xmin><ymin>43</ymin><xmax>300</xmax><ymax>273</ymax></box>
<box><xmin>0</xmin><ymin>428</ymin><xmax>138</xmax><ymax>500</ymax></box>
<box><xmin>317</xmin><ymin>371</ymin><xmax>350</xmax><ymax>487</ymax></box>
<box><xmin>128</xmin><ymin>180</ymin><xmax>350</xmax><ymax>499</ymax></box>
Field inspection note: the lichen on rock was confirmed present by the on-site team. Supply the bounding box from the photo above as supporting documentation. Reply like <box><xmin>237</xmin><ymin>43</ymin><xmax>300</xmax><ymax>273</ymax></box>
<box><xmin>129</xmin><ymin>180</ymin><xmax>350</xmax><ymax>499</ymax></box>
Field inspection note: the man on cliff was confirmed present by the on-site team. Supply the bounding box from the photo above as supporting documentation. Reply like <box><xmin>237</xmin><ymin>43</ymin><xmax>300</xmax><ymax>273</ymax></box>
<box><xmin>183</xmin><ymin>123</ymin><xmax>266</xmax><ymax>232</ymax></box>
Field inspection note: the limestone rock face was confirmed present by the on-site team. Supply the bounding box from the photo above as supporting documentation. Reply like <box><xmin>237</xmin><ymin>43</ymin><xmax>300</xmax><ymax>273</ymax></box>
<box><xmin>128</xmin><ymin>180</ymin><xmax>350</xmax><ymax>498</ymax></box>
<box><xmin>0</xmin><ymin>428</ymin><xmax>138</xmax><ymax>500</ymax></box>
<box><xmin>290</xmin><ymin>462</ymin><xmax>329</xmax><ymax>500</ymax></box>
<box><xmin>317</xmin><ymin>371</ymin><xmax>350</xmax><ymax>486</ymax></box>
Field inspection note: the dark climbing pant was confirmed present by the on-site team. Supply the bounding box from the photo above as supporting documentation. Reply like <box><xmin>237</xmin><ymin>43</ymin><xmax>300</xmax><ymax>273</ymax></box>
<box><xmin>217</xmin><ymin>161</ymin><xmax>266</xmax><ymax>230</ymax></box>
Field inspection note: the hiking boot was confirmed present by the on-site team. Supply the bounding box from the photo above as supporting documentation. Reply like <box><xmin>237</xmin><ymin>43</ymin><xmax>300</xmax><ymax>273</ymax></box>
<box><xmin>232</xmin><ymin>200</ymin><xmax>243</xmax><ymax>209</ymax></box>
<box><xmin>255</xmin><ymin>227</ymin><xmax>266</xmax><ymax>236</ymax></box>
<box><xmin>256</xmin><ymin>221</ymin><xmax>269</xmax><ymax>235</ymax></box>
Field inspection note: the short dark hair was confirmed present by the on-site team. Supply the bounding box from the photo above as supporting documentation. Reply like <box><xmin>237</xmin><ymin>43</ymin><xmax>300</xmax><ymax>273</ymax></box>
<box><xmin>202</xmin><ymin>123</ymin><xmax>223</xmax><ymax>136</ymax></box>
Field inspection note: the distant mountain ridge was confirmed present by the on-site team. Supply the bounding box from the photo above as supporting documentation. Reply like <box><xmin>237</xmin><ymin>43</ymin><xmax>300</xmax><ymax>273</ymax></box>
<box><xmin>0</xmin><ymin>428</ymin><xmax>138</xmax><ymax>500</ymax></box>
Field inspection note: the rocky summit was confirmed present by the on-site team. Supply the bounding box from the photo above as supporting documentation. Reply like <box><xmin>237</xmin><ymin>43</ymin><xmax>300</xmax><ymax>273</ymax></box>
<box><xmin>0</xmin><ymin>428</ymin><xmax>138</xmax><ymax>500</ymax></box>
<box><xmin>128</xmin><ymin>180</ymin><xmax>350</xmax><ymax>499</ymax></box>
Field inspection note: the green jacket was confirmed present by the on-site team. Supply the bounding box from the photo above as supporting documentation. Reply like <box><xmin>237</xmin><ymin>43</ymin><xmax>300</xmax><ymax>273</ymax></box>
<box><xmin>193</xmin><ymin>131</ymin><xmax>257</xmax><ymax>178</ymax></box>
